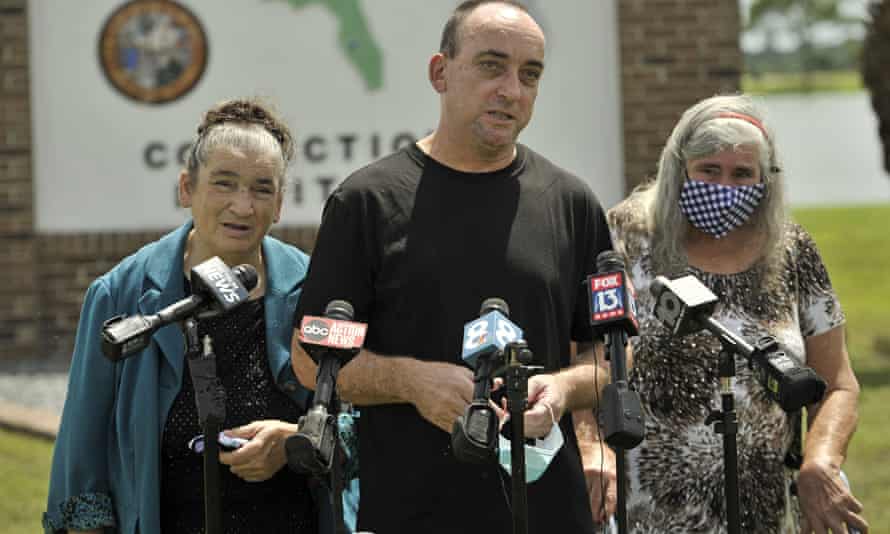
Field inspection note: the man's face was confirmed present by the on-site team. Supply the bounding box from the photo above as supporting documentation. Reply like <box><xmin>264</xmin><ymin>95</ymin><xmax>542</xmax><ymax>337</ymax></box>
<box><xmin>439</xmin><ymin>4</ymin><xmax>545</xmax><ymax>154</ymax></box>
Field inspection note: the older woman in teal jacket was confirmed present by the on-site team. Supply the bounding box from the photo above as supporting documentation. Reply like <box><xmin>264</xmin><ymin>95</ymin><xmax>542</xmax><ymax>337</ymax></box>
<box><xmin>44</xmin><ymin>99</ymin><xmax>324</xmax><ymax>533</ymax></box>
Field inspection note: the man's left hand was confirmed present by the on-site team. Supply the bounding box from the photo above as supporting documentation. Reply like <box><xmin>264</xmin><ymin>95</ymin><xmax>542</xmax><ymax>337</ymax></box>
<box><xmin>524</xmin><ymin>374</ymin><xmax>566</xmax><ymax>438</ymax></box>
<box><xmin>219</xmin><ymin>419</ymin><xmax>299</xmax><ymax>482</ymax></box>
<box><xmin>797</xmin><ymin>457</ymin><xmax>869</xmax><ymax>533</ymax></box>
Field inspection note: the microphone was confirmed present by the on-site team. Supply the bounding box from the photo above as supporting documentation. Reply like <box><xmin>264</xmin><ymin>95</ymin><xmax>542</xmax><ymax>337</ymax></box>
<box><xmin>296</xmin><ymin>300</ymin><xmax>367</xmax><ymax>405</ymax></box>
<box><xmin>452</xmin><ymin>298</ymin><xmax>524</xmax><ymax>463</ymax></box>
<box><xmin>649</xmin><ymin>274</ymin><xmax>717</xmax><ymax>337</ymax></box>
<box><xmin>100</xmin><ymin>257</ymin><xmax>258</xmax><ymax>361</ymax></box>
<box><xmin>650</xmin><ymin>274</ymin><xmax>827</xmax><ymax>412</ymax></box>
<box><xmin>461</xmin><ymin>298</ymin><xmax>523</xmax><ymax>367</ymax></box>
<box><xmin>587</xmin><ymin>251</ymin><xmax>639</xmax><ymax>338</ymax></box>
<box><xmin>287</xmin><ymin>300</ymin><xmax>367</xmax><ymax>475</ymax></box>
<box><xmin>587</xmin><ymin>250</ymin><xmax>644</xmax><ymax>449</ymax></box>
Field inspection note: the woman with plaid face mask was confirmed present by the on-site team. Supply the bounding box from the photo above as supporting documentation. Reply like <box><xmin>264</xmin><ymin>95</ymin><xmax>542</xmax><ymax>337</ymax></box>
<box><xmin>577</xmin><ymin>95</ymin><xmax>868</xmax><ymax>533</ymax></box>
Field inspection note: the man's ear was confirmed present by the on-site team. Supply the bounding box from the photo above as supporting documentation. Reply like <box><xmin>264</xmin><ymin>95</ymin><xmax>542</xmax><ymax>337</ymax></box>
<box><xmin>429</xmin><ymin>53</ymin><xmax>447</xmax><ymax>93</ymax></box>
<box><xmin>178</xmin><ymin>170</ymin><xmax>193</xmax><ymax>208</ymax></box>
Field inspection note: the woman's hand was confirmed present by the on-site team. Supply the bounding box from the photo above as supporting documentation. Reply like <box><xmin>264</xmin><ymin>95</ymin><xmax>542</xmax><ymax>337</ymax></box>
<box><xmin>219</xmin><ymin>419</ymin><xmax>298</xmax><ymax>482</ymax></box>
<box><xmin>797</xmin><ymin>457</ymin><xmax>869</xmax><ymax>533</ymax></box>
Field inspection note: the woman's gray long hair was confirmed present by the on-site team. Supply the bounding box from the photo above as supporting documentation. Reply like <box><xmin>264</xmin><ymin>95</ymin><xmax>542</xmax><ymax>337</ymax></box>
<box><xmin>633</xmin><ymin>94</ymin><xmax>787</xmax><ymax>277</ymax></box>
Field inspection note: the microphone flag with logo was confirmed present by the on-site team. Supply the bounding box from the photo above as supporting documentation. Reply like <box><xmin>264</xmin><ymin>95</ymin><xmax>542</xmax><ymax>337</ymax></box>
<box><xmin>461</xmin><ymin>298</ymin><xmax>524</xmax><ymax>367</ymax></box>
<box><xmin>298</xmin><ymin>300</ymin><xmax>368</xmax><ymax>364</ymax></box>
<box><xmin>101</xmin><ymin>257</ymin><xmax>257</xmax><ymax>361</ymax></box>
<box><xmin>587</xmin><ymin>251</ymin><xmax>639</xmax><ymax>338</ymax></box>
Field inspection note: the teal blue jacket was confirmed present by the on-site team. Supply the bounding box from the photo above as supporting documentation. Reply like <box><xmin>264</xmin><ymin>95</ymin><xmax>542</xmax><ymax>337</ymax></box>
<box><xmin>43</xmin><ymin>221</ymin><xmax>311</xmax><ymax>533</ymax></box>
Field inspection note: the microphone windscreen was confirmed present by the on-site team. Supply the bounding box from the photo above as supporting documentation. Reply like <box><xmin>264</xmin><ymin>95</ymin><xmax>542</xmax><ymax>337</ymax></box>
<box><xmin>325</xmin><ymin>299</ymin><xmax>355</xmax><ymax>321</ymax></box>
<box><xmin>480</xmin><ymin>297</ymin><xmax>509</xmax><ymax>317</ymax></box>
<box><xmin>596</xmin><ymin>250</ymin><xmax>625</xmax><ymax>273</ymax></box>
<box><xmin>232</xmin><ymin>264</ymin><xmax>259</xmax><ymax>292</ymax></box>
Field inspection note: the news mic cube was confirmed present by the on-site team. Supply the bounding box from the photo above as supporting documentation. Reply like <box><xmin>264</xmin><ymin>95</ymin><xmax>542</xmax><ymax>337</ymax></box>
<box><xmin>587</xmin><ymin>271</ymin><xmax>639</xmax><ymax>335</ymax></box>
<box><xmin>190</xmin><ymin>257</ymin><xmax>249</xmax><ymax>312</ymax></box>
<box><xmin>651</xmin><ymin>275</ymin><xmax>718</xmax><ymax>336</ymax></box>
<box><xmin>461</xmin><ymin>311</ymin><xmax>523</xmax><ymax>367</ymax></box>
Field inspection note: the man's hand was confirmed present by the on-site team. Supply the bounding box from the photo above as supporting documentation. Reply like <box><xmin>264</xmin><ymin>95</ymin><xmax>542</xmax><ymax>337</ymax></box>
<box><xmin>407</xmin><ymin>360</ymin><xmax>474</xmax><ymax>433</ymax></box>
<box><xmin>219</xmin><ymin>419</ymin><xmax>298</xmax><ymax>482</ymax></box>
<box><xmin>798</xmin><ymin>457</ymin><xmax>868</xmax><ymax>533</ymax></box>
<box><xmin>579</xmin><ymin>440</ymin><xmax>617</xmax><ymax>525</ymax></box>
<box><xmin>525</xmin><ymin>374</ymin><xmax>567</xmax><ymax>438</ymax></box>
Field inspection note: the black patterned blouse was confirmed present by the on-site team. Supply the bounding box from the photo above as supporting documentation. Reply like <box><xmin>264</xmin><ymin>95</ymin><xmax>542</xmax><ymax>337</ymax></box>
<box><xmin>160</xmin><ymin>291</ymin><xmax>317</xmax><ymax>534</ymax></box>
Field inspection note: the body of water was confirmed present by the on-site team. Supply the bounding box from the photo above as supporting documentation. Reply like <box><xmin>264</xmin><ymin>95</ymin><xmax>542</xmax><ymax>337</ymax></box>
<box><xmin>758</xmin><ymin>92</ymin><xmax>890</xmax><ymax>207</ymax></box>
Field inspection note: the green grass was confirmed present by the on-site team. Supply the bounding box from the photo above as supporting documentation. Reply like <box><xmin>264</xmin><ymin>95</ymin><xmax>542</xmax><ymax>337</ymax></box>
<box><xmin>1</xmin><ymin>205</ymin><xmax>888</xmax><ymax>531</ymax></box>
<box><xmin>794</xmin><ymin>204</ymin><xmax>890</xmax><ymax>531</ymax></box>
<box><xmin>0</xmin><ymin>428</ymin><xmax>54</xmax><ymax>534</ymax></box>
<box><xmin>743</xmin><ymin>70</ymin><xmax>864</xmax><ymax>95</ymax></box>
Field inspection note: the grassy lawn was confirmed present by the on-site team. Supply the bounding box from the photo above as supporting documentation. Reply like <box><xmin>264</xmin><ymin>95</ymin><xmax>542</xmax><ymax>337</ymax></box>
<box><xmin>1</xmin><ymin>205</ymin><xmax>888</xmax><ymax>531</ymax></box>
<box><xmin>742</xmin><ymin>70</ymin><xmax>864</xmax><ymax>95</ymax></box>
<box><xmin>0</xmin><ymin>428</ymin><xmax>54</xmax><ymax>534</ymax></box>
<box><xmin>794</xmin><ymin>204</ymin><xmax>890</xmax><ymax>531</ymax></box>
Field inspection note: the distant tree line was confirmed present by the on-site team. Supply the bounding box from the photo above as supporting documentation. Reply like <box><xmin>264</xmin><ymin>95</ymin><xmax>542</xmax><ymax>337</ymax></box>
<box><xmin>744</xmin><ymin>0</ymin><xmax>865</xmax><ymax>74</ymax></box>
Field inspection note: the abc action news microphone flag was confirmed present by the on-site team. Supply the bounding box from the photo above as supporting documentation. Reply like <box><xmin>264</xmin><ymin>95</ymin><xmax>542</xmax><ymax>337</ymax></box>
<box><xmin>298</xmin><ymin>313</ymin><xmax>368</xmax><ymax>360</ymax></box>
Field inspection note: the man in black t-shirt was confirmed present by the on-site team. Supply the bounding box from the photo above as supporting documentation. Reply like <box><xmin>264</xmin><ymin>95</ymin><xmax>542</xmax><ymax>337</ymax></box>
<box><xmin>292</xmin><ymin>2</ymin><xmax>618</xmax><ymax>532</ymax></box>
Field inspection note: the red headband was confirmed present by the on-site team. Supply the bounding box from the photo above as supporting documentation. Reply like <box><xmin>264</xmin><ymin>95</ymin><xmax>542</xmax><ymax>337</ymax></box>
<box><xmin>713</xmin><ymin>111</ymin><xmax>769</xmax><ymax>140</ymax></box>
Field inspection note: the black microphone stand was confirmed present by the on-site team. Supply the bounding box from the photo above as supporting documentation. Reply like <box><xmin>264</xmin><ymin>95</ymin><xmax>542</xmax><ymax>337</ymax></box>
<box><xmin>498</xmin><ymin>340</ymin><xmax>541</xmax><ymax>534</ymax></box>
<box><xmin>451</xmin><ymin>349</ymin><xmax>500</xmax><ymax>464</ymax></box>
<box><xmin>650</xmin><ymin>274</ymin><xmax>828</xmax><ymax>534</ymax></box>
<box><xmin>700</xmin><ymin>317</ymin><xmax>756</xmax><ymax>534</ymax></box>
<box><xmin>705</xmin><ymin>342</ymin><xmax>741</xmax><ymax>534</ymax></box>
<box><xmin>286</xmin><ymin>354</ymin><xmax>340</xmax><ymax>476</ymax></box>
<box><xmin>182</xmin><ymin>317</ymin><xmax>227</xmax><ymax>534</ymax></box>
<box><xmin>285</xmin><ymin>355</ymin><xmax>344</xmax><ymax>532</ymax></box>
<box><xmin>600</xmin><ymin>330</ymin><xmax>635</xmax><ymax>534</ymax></box>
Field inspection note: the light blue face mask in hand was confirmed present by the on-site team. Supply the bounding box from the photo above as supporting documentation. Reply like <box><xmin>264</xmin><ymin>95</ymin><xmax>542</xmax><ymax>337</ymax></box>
<box><xmin>497</xmin><ymin>404</ymin><xmax>564</xmax><ymax>483</ymax></box>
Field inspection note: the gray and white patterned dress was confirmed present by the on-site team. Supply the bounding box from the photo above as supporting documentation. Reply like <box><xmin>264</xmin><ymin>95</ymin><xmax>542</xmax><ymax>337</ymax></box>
<box><xmin>608</xmin><ymin>197</ymin><xmax>844</xmax><ymax>533</ymax></box>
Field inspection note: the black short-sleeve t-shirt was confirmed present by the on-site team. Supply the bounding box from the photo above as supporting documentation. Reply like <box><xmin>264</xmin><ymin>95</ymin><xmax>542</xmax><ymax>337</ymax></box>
<box><xmin>295</xmin><ymin>143</ymin><xmax>612</xmax><ymax>534</ymax></box>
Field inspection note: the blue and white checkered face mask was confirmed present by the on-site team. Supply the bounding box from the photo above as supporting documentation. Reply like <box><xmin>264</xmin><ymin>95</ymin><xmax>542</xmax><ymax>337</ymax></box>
<box><xmin>679</xmin><ymin>179</ymin><xmax>766</xmax><ymax>238</ymax></box>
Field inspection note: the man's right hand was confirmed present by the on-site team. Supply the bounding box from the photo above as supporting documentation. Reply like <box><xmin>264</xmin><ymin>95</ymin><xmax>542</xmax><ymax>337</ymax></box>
<box><xmin>406</xmin><ymin>360</ymin><xmax>474</xmax><ymax>433</ymax></box>
<box><xmin>579</xmin><ymin>440</ymin><xmax>617</xmax><ymax>525</ymax></box>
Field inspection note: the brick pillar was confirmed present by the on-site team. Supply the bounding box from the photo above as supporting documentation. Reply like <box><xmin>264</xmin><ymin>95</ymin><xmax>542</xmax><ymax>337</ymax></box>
<box><xmin>618</xmin><ymin>0</ymin><xmax>743</xmax><ymax>192</ymax></box>
<box><xmin>0</xmin><ymin>0</ymin><xmax>35</xmax><ymax>361</ymax></box>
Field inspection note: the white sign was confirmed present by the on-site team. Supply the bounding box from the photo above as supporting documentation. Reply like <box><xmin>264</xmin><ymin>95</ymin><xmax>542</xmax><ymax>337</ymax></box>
<box><xmin>30</xmin><ymin>0</ymin><xmax>623</xmax><ymax>231</ymax></box>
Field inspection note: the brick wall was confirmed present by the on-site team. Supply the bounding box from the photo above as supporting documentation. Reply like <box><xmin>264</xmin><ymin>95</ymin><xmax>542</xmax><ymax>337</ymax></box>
<box><xmin>0</xmin><ymin>0</ymin><xmax>36</xmax><ymax>360</ymax></box>
<box><xmin>2</xmin><ymin>1</ymin><xmax>741</xmax><ymax>363</ymax></box>
<box><xmin>618</xmin><ymin>0</ymin><xmax>743</xmax><ymax>190</ymax></box>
